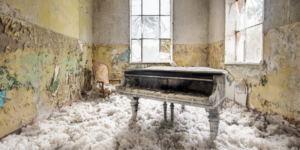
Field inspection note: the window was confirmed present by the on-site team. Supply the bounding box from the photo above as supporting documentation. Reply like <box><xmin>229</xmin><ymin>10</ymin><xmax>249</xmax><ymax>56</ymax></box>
<box><xmin>130</xmin><ymin>0</ymin><xmax>172</xmax><ymax>63</ymax></box>
<box><xmin>235</xmin><ymin>0</ymin><xmax>263</xmax><ymax>63</ymax></box>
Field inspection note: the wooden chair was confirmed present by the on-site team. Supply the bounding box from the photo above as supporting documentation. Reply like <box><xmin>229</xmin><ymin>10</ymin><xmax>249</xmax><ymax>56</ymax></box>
<box><xmin>92</xmin><ymin>62</ymin><xmax>121</xmax><ymax>98</ymax></box>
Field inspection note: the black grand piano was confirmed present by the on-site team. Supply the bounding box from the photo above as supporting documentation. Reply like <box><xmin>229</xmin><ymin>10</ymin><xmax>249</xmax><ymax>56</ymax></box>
<box><xmin>116</xmin><ymin>66</ymin><xmax>227</xmax><ymax>140</ymax></box>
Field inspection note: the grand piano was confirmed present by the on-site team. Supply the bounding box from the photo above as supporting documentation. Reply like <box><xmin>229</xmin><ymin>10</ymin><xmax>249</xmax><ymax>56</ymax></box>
<box><xmin>116</xmin><ymin>66</ymin><xmax>227</xmax><ymax>140</ymax></box>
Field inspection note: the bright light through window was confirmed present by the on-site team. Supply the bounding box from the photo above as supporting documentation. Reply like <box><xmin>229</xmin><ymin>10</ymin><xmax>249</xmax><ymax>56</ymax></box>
<box><xmin>236</xmin><ymin>0</ymin><xmax>263</xmax><ymax>63</ymax></box>
<box><xmin>131</xmin><ymin>0</ymin><xmax>172</xmax><ymax>63</ymax></box>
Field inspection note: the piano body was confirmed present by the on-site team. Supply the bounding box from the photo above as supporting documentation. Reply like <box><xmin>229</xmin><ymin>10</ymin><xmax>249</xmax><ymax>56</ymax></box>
<box><xmin>116</xmin><ymin>66</ymin><xmax>227</xmax><ymax>140</ymax></box>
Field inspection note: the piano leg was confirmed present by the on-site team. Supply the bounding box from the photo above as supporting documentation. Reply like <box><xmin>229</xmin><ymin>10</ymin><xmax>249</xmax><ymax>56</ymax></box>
<box><xmin>170</xmin><ymin>103</ymin><xmax>174</xmax><ymax>122</ymax></box>
<box><xmin>163</xmin><ymin>102</ymin><xmax>167</xmax><ymax>121</ymax></box>
<box><xmin>130</xmin><ymin>97</ymin><xmax>139</xmax><ymax>120</ymax></box>
<box><xmin>206</xmin><ymin>108</ymin><xmax>220</xmax><ymax>141</ymax></box>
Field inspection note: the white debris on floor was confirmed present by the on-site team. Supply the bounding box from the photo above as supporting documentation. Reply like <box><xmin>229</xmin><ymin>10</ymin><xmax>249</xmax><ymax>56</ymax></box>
<box><xmin>0</xmin><ymin>95</ymin><xmax>299</xmax><ymax>150</ymax></box>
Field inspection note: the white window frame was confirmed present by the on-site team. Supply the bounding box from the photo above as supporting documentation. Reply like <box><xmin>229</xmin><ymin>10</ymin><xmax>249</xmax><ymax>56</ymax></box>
<box><xmin>129</xmin><ymin>0</ymin><xmax>173</xmax><ymax>64</ymax></box>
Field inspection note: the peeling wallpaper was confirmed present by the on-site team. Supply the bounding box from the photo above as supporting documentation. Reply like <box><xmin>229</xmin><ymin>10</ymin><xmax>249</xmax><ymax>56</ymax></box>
<box><xmin>92</xmin><ymin>44</ymin><xmax>171</xmax><ymax>83</ymax></box>
<box><xmin>0</xmin><ymin>14</ymin><xmax>93</xmax><ymax>138</ymax></box>
<box><xmin>226</xmin><ymin>22</ymin><xmax>300</xmax><ymax>123</ymax></box>
<box><xmin>207</xmin><ymin>41</ymin><xmax>225</xmax><ymax>69</ymax></box>
<box><xmin>92</xmin><ymin>43</ymin><xmax>225</xmax><ymax>83</ymax></box>
<box><xmin>173</xmin><ymin>44</ymin><xmax>209</xmax><ymax>67</ymax></box>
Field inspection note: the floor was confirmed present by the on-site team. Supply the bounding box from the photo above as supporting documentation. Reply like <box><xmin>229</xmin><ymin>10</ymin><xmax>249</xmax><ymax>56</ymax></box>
<box><xmin>0</xmin><ymin>95</ymin><xmax>299</xmax><ymax>150</ymax></box>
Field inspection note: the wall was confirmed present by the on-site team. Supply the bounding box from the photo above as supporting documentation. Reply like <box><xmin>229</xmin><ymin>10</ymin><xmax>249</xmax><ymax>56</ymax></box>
<box><xmin>0</xmin><ymin>0</ymin><xmax>94</xmax><ymax>138</ymax></box>
<box><xmin>0</xmin><ymin>0</ymin><xmax>93</xmax><ymax>43</ymax></box>
<box><xmin>92</xmin><ymin>0</ymin><xmax>211</xmax><ymax>79</ymax></box>
<box><xmin>173</xmin><ymin>0</ymin><xmax>209</xmax><ymax>45</ymax></box>
<box><xmin>93</xmin><ymin>0</ymin><xmax>209</xmax><ymax>45</ymax></box>
<box><xmin>80</xmin><ymin>0</ymin><xmax>93</xmax><ymax>42</ymax></box>
<box><xmin>225</xmin><ymin>0</ymin><xmax>300</xmax><ymax>126</ymax></box>
<box><xmin>264</xmin><ymin>0</ymin><xmax>300</xmax><ymax>32</ymax></box>
<box><xmin>207</xmin><ymin>0</ymin><xmax>226</xmax><ymax>69</ymax></box>
<box><xmin>208</xmin><ymin>0</ymin><xmax>225</xmax><ymax>44</ymax></box>
<box><xmin>93</xmin><ymin>0</ymin><xmax>129</xmax><ymax>45</ymax></box>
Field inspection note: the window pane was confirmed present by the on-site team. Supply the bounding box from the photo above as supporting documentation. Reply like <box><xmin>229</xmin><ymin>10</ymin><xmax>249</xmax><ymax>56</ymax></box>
<box><xmin>132</xmin><ymin>0</ymin><xmax>141</xmax><ymax>15</ymax></box>
<box><xmin>132</xmin><ymin>40</ymin><xmax>142</xmax><ymax>62</ymax></box>
<box><xmin>131</xmin><ymin>16</ymin><xmax>141</xmax><ymax>38</ymax></box>
<box><xmin>143</xmin><ymin>40</ymin><xmax>159</xmax><ymax>62</ymax></box>
<box><xmin>161</xmin><ymin>16</ymin><xmax>171</xmax><ymax>38</ymax></box>
<box><xmin>237</xmin><ymin>1</ymin><xmax>246</xmax><ymax>31</ymax></box>
<box><xmin>246</xmin><ymin>0</ymin><xmax>263</xmax><ymax>28</ymax></box>
<box><xmin>236</xmin><ymin>31</ymin><xmax>245</xmax><ymax>62</ymax></box>
<box><xmin>245</xmin><ymin>25</ymin><xmax>262</xmax><ymax>63</ymax></box>
<box><xmin>158</xmin><ymin>40</ymin><xmax>171</xmax><ymax>61</ymax></box>
<box><xmin>161</xmin><ymin>0</ymin><xmax>170</xmax><ymax>15</ymax></box>
<box><xmin>143</xmin><ymin>0</ymin><xmax>159</xmax><ymax>15</ymax></box>
<box><xmin>143</xmin><ymin>16</ymin><xmax>159</xmax><ymax>38</ymax></box>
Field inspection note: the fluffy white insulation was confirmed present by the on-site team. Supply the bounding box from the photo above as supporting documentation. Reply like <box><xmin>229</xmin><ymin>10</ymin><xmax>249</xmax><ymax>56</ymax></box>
<box><xmin>0</xmin><ymin>95</ymin><xmax>300</xmax><ymax>150</ymax></box>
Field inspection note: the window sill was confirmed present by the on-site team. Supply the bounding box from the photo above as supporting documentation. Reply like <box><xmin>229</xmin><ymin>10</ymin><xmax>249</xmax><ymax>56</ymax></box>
<box><xmin>130</xmin><ymin>62</ymin><xmax>171</xmax><ymax>64</ymax></box>
<box><xmin>224</xmin><ymin>62</ymin><xmax>260</xmax><ymax>66</ymax></box>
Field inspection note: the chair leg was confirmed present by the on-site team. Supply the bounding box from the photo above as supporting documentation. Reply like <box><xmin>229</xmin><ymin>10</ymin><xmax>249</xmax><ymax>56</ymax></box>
<box><xmin>103</xmin><ymin>92</ymin><xmax>106</xmax><ymax>98</ymax></box>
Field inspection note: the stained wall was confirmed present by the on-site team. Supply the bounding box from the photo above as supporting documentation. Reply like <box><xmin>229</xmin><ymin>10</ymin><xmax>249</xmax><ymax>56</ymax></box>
<box><xmin>0</xmin><ymin>0</ymin><xmax>93</xmax><ymax>138</ymax></box>
<box><xmin>225</xmin><ymin>0</ymin><xmax>300</xmax><ymax>127</ymax></box>
<box><xmin>92</xmin><ymin>0</ymin><xmax>213</xmax><ymax>80</ymax></box>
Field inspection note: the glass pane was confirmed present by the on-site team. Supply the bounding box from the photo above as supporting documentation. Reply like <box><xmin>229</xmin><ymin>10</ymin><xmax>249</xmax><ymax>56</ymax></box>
<box><xmin>237</xmin><ymin>1</ymin><xmax>246</xmax><ymax>31</ymax></box>
<box><xmin>161</xmin><ymin>0</ymin><xmax>170</xmax><ymax>15</ymax></box>
<box><xmin>132</xmin><ymin>40</ymin><xmax>141</xmax><ymax>62</ymax></box>
<box><xmin>143</xmin><ymin>0</ymin><xmax>159</xmax><ymax>15</ymax></box>
<box><xmin>246</xmin><ymin>0</ymin><xmax>263</xmax><ymax>28</ymax></box>
<box><xmin>158</xmin><ymin>40</ymin><xmax>171</xmax><ymax>61</ymax></box>
<box><xmin>161</xmin><ymin>16</ymin><xmax>171</xmax><ymax>38</ymax></box>
<box><xmin>237</xmin><ymin>0</ymin><xmax>245</xmax><ymax>14</ymax></box>
<box><xmin>236</xmin><ymin>31</ymin><xmax>245</xmax><ymax>62</ymax></box>
<box><xmin>132</xmin><ymin>0</ymin><xmax>141</xmax><ymax>15</ymax></box>
<box><xmin>143</xmin><ymin>16</ymin><xmax>159</xmax><ymax>38</ymax></box>
<box><xmin>245</xmin><ymin>25</ymin><xmax>262</xmax><ymax>63</ymax></box>
<box><xmin>143</xmin><ymin>40</ymin><xmax>160</xmax><ymax>62</ymax></box>
<box><xmin>131</xmin><ymin>16</ymin><xmax>141</xmax><ymax>38</ymax></box>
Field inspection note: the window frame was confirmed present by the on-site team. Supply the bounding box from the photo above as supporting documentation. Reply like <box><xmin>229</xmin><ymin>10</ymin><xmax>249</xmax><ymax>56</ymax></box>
<box><xmin>226</xmin><ymin>0</ymin><xmax>264</xmax><ymax>65</ymax></box>
<box><xmin>129</xmin><ymin>0</ymin><xmax>174</xmax><ymax>64</ymax></box>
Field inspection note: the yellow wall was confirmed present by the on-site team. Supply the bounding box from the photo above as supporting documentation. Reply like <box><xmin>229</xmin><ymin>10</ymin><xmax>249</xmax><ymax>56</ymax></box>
<box><xmin>226</xmin><ymin>22</ymin><xmax>300</xmax><ymax>122</ymax></box>
<box><xmin>92</xmin><ymin>43</ymin><xmax>225</xmax><ymax>83</ymax></box>
<box><xmin>79</xmin><ymin>0</ymin><xmax>93</xmax><ymax>42</ymax></box>
<box><xmin>0</xmin><ymin>0</ymin><xmax>93</xmax><ymax>42</ymax></box>
<box><xmin>0</xmin><ymin>14</ymin><xmax>93</xmax><ymax>138</ymax></box>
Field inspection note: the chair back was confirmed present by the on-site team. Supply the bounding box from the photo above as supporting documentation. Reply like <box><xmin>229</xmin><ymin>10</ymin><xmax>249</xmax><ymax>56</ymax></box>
<box><xmin>92</xmin><ymin>62</ymin><xmax>109</xmax><ymax>86</ymax></box>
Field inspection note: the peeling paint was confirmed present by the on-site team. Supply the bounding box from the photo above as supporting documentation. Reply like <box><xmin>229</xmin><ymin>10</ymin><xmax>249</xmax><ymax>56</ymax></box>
<box><xmin>226</xmin><ymin>21</ymin><xmax>300</xmax><ymax>122</ymax></box>
<box><xmin>226</xmin><ymin>75</ymin><xmax>233</xmax><ymax>85</ymax></box>
<box><xmin>114</xmin><ymin>47</ymin><xmax>130</xmax><ymax>64</ymax></box>
<box><xmin>0</xmin><ymin>13</ymin><xmax>93</xmax><ymax>138</ymax></box>
<box><xmin>0</xmin><ymin>90</ymin><xmax>9</xmax><ymax>108</ymax></box>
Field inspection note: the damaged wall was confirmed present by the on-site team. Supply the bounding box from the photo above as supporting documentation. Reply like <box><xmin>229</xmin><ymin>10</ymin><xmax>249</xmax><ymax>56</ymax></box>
<box><xmin>92</xmin><ymin>45</ymin><xmax>170</xmax><ymax>83</ymax></box>
<box><xmin>92</xmin><ymin>0</ymin><xmax>217</xmax><ymax>80</ymax></box>
<box><xmin>0</xmin><ymin>14</ymin><xmax>93</xmax><ymax>138</ymax></box>
<box><xmin>225</xmin><ymin>0</ymin><xmax>300</xmax><ymax>125</ymax></box>
<box><xmin>0</xmin><ymin>0</ymin><xmax>93</xmax><ymax>42</ymax></box>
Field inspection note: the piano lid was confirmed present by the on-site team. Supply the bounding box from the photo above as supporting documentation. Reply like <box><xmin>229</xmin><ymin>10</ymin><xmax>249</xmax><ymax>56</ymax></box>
<box><xmin>142</xmin><ymin>66</ymin><xmax>228</xmax><ymax>74</ymax></box>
